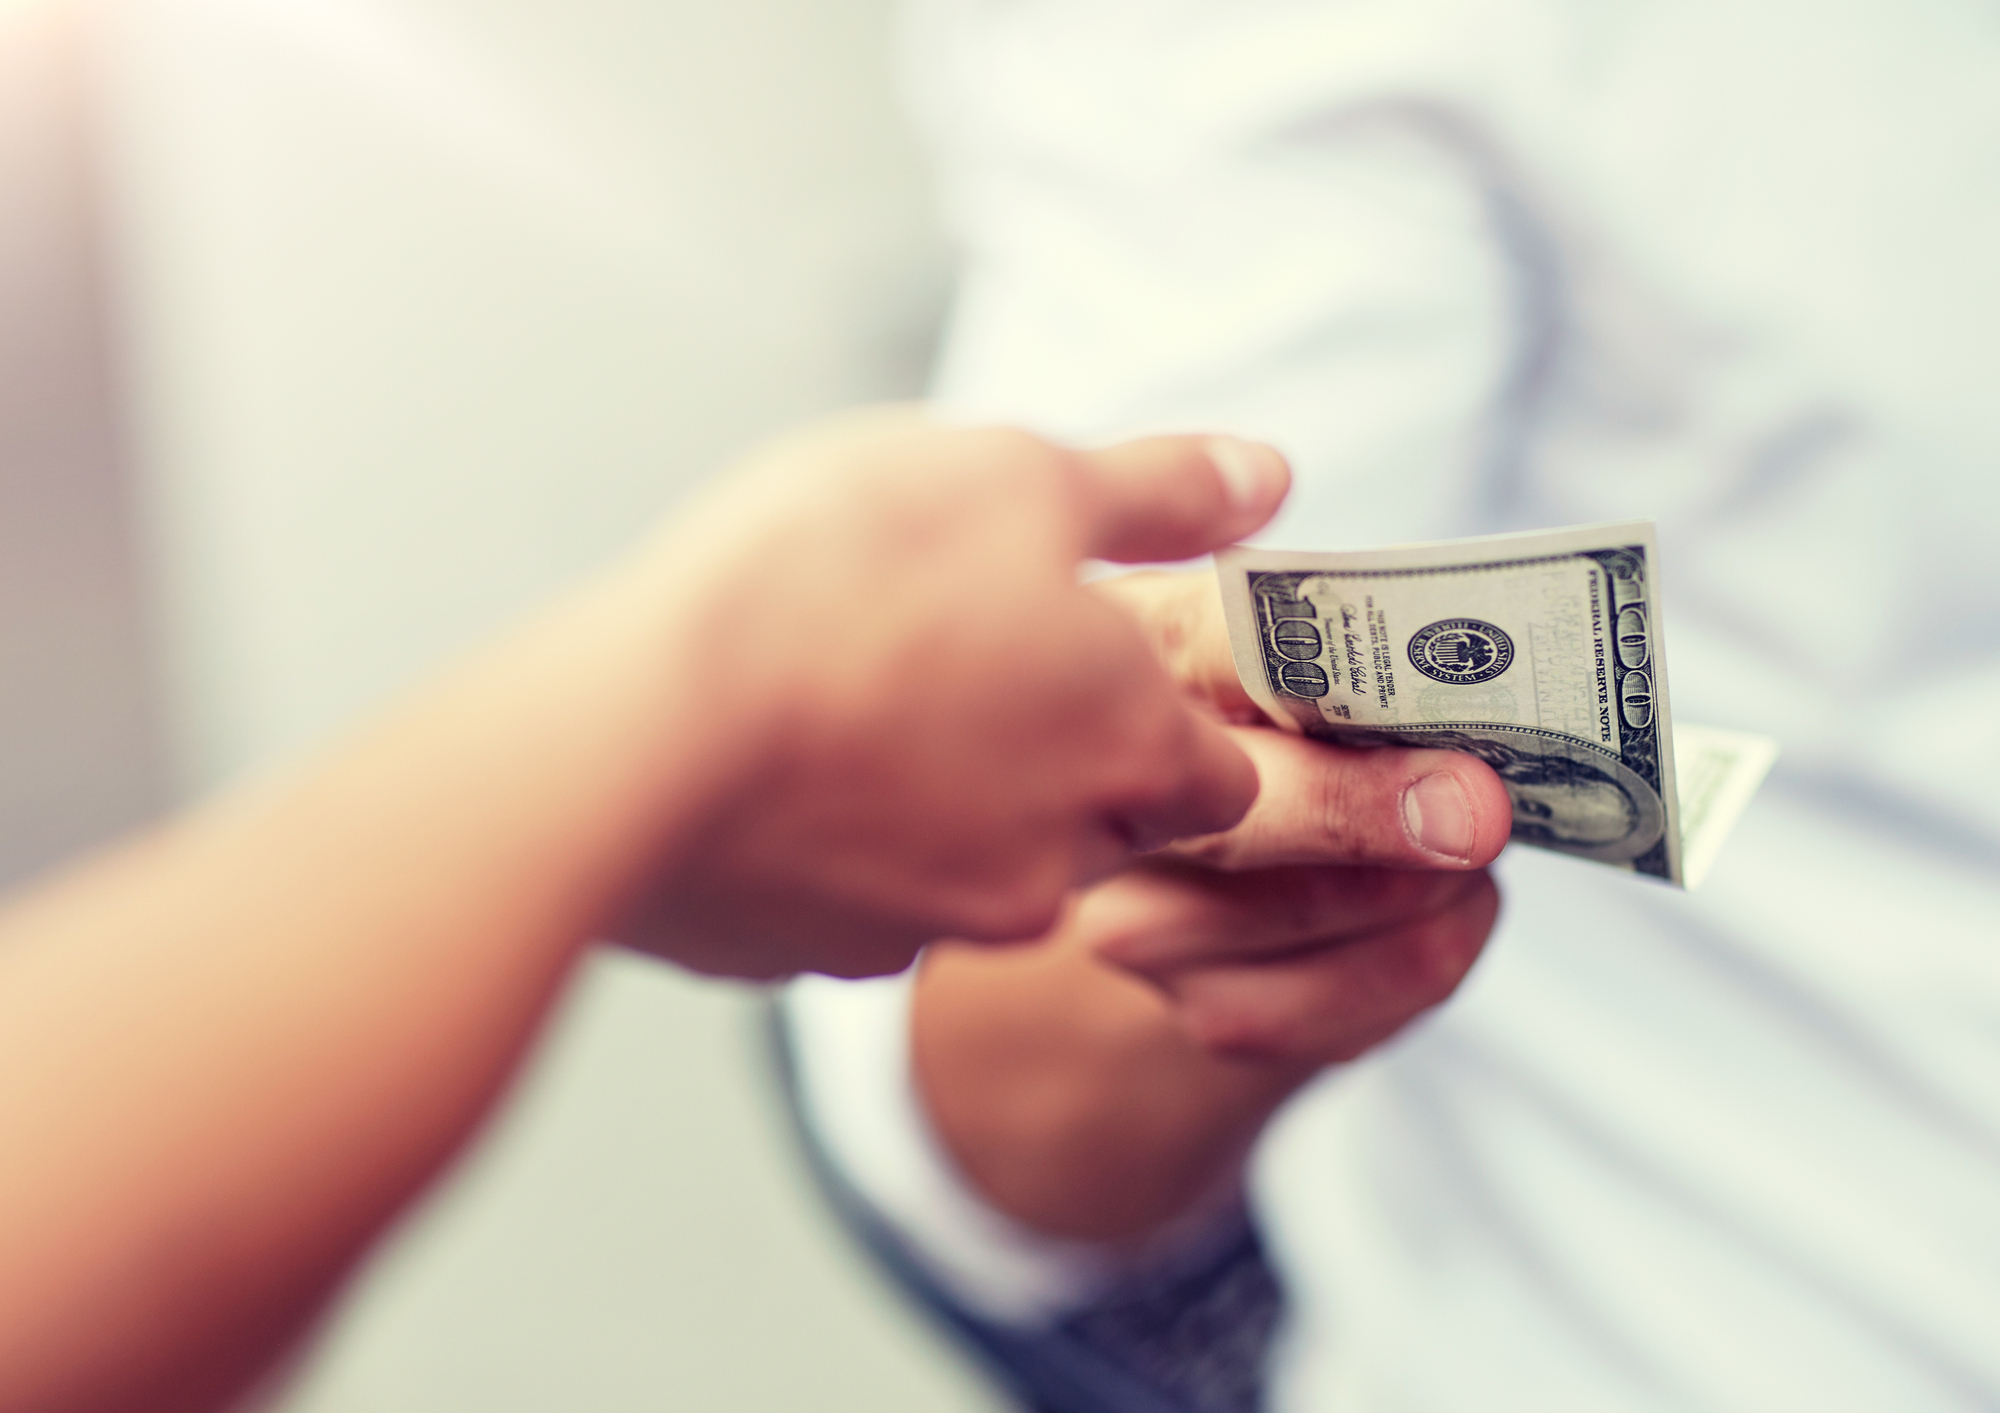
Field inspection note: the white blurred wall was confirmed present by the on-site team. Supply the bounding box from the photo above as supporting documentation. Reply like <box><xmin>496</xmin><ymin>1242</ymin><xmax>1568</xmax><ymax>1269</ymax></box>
<box><xmin>4</xmin><ymin>0</ymin><xmax>1006</xmax><ymax>1406</ymax></box>
<box><xmin>99</xmin><ymin>0</ymin><xmax>952</xmax><ymax>785</ymax></box>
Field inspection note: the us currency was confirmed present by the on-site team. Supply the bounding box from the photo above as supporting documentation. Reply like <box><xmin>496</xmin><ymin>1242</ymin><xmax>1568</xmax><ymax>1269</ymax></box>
<box><xmin>1216</xmin><ymin>521</ymin><xmax>1776</xmax><ymax>888</ymax></box>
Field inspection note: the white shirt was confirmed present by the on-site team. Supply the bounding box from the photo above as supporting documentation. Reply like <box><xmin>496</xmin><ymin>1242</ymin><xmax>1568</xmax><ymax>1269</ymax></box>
<box><xmin>790</xmin><ymin>2</ymin><xmax>2000</xmax><ymax>1407</ymax></box>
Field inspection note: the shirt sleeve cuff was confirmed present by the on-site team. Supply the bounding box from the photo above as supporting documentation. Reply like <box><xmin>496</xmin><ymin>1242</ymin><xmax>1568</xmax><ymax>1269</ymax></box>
<box><xmin>780</xmin><ymin>968</ymin><xmax>1254</xmax><ymax>1330</ymax></box>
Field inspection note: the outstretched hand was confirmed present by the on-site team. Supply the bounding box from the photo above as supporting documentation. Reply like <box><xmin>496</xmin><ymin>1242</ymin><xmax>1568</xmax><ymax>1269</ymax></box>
<box><xmin>614</xmin><ymin>414</ymin><xmax>1290</xmax><ymax>980</ymax></box>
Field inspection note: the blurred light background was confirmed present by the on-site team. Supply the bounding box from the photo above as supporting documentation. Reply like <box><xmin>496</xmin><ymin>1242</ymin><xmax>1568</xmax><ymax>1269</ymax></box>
<box><xmin>0</xmin><ymin>0</ymin><xmax>1008</xmax><ymax>1407</ymax></box>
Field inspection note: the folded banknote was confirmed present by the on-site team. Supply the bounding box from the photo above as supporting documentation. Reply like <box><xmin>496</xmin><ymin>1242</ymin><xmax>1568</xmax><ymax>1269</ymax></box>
<box><xmin>1216</xmin><ymin>521</ymin><xmax>1776</xmax><ymax>888</ymax></box>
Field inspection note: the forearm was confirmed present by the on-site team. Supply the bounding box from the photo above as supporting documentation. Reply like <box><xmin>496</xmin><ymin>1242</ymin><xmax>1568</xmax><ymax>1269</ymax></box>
<box><xmin>0</xmin><ymin>564</ymin><xmax>728</xmax><ymax>1413</ymax></box>
<box><xmin>0</xmin><ymin>415</ymin><xmax>1289</xmax><ymax>1411</ymax></box>
<box><xmin>912</xmin><ymin>931</ymin><xmax>1314</xmax><ymax>1246</ymax></box>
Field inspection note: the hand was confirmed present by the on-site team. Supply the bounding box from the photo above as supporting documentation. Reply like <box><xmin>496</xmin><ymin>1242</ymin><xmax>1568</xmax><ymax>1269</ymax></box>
<box><xmin>911</xmin><ymin>571</ymin><xmax>1513</xmax><ymax>1238</ymax></box>
<box><xmin>916</xmin><ymin>853</ymin><xmax>1501</xmax><ymax>1238</ymax></box>
<box><xmin>1087</xmin><ymin>857</ymin><xmax>1499</xmax><ymax>1070</ymax></box>
<box><xmin>614</xmin><ymin>412</ymin><xmax>1289</xmax><ymax>980</ymax></box>
<box><xmin>1087</xmin><ymin>570</ymin><xmax>1512</xmax><ymax>1059</ymax></box>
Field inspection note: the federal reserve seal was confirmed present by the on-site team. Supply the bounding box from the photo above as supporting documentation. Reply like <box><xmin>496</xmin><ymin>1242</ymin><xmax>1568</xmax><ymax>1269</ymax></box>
<box><xmin>1408</xmin><ymin>618</ymin><xmax>1515</xmax><ymax>685</ymax></box>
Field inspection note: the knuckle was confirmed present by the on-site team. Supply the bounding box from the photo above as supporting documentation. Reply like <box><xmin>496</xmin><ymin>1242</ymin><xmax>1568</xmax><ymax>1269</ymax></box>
<box><xmin>1306</xmin><ymin>753</ymin><xmax>1378</xmax><ymax>859</ymax></box>
<box><xmin>1303</xmin><ymin>756</ymin><xmax>1347</xmax><ymax>849</ymax></box>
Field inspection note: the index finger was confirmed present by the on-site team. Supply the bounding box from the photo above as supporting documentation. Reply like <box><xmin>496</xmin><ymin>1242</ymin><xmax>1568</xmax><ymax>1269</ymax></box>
<box><xmin>1162</xmin><ymin>727</ymin><xmax>1513</xmax><ymax>871</ymax></box>
<box><xmin>1070</xmin><ymin>436</ymin><xmax>1290</xmax><ymax>564</ymax></box>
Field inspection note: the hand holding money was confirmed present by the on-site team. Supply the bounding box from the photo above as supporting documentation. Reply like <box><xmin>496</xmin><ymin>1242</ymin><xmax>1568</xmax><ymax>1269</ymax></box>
<box><xmin>1099</xmin><ymin>570</ymin><xmax>1512</xmax><ymax>869</ymax></box>
<box><xmin>913</xmin><ymin>576</ymin><xmax>1517</xmax><ymax>1240</ymax></box>
<box><xmin>1053</xmin><ymin>573</ymin><xmax>1516</xmax><ymax>1054</ymax></box>
<box><xmin>1214</xmin><ymin>522</ymin><xmax>1777</xmax><ymax>887</ymax></box>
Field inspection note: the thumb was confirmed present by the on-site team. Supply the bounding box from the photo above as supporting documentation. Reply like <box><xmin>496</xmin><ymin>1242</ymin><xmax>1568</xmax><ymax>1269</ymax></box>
<box><xmin>1111</xmin><ymin>709</ymin><xmax>1263</xmax><ymax>854</ymax></box>
<box><xmin>1074</xmin><ymin>435</ymin><xmax>1290</xmax><ymax>563</ymax></box>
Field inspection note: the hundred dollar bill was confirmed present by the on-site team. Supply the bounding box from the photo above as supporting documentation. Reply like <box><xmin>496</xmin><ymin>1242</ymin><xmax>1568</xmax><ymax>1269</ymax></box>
<box><xmin>1668</xmin><ymin>722</ymin><xmax>1779</xmax><ymax>891</ymax></box>
<box><xmin>1217</xmin><ymin>521</ymin><xmax>1776</xmax><ymax>888</ymax></box>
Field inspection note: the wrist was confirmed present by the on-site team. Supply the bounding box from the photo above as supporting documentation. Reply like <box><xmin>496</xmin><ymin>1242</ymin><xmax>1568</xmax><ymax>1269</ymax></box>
<box><xmin>913</xmin><ymin>940</ymin><xmax>1311</xmax><ymax>1244</ymax></box>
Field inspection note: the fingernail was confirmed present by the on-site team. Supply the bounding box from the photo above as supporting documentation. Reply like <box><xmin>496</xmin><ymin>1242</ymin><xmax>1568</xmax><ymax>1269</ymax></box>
<box><xmin>1205</xmin><ymin>437</ymin><xmax>1289</xmax><ymax>518</ymax></box>
<box><xmin>1402</xmin><ymin>772</ymin><xmax>1474</xmax><ymax>863</ymax></box>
